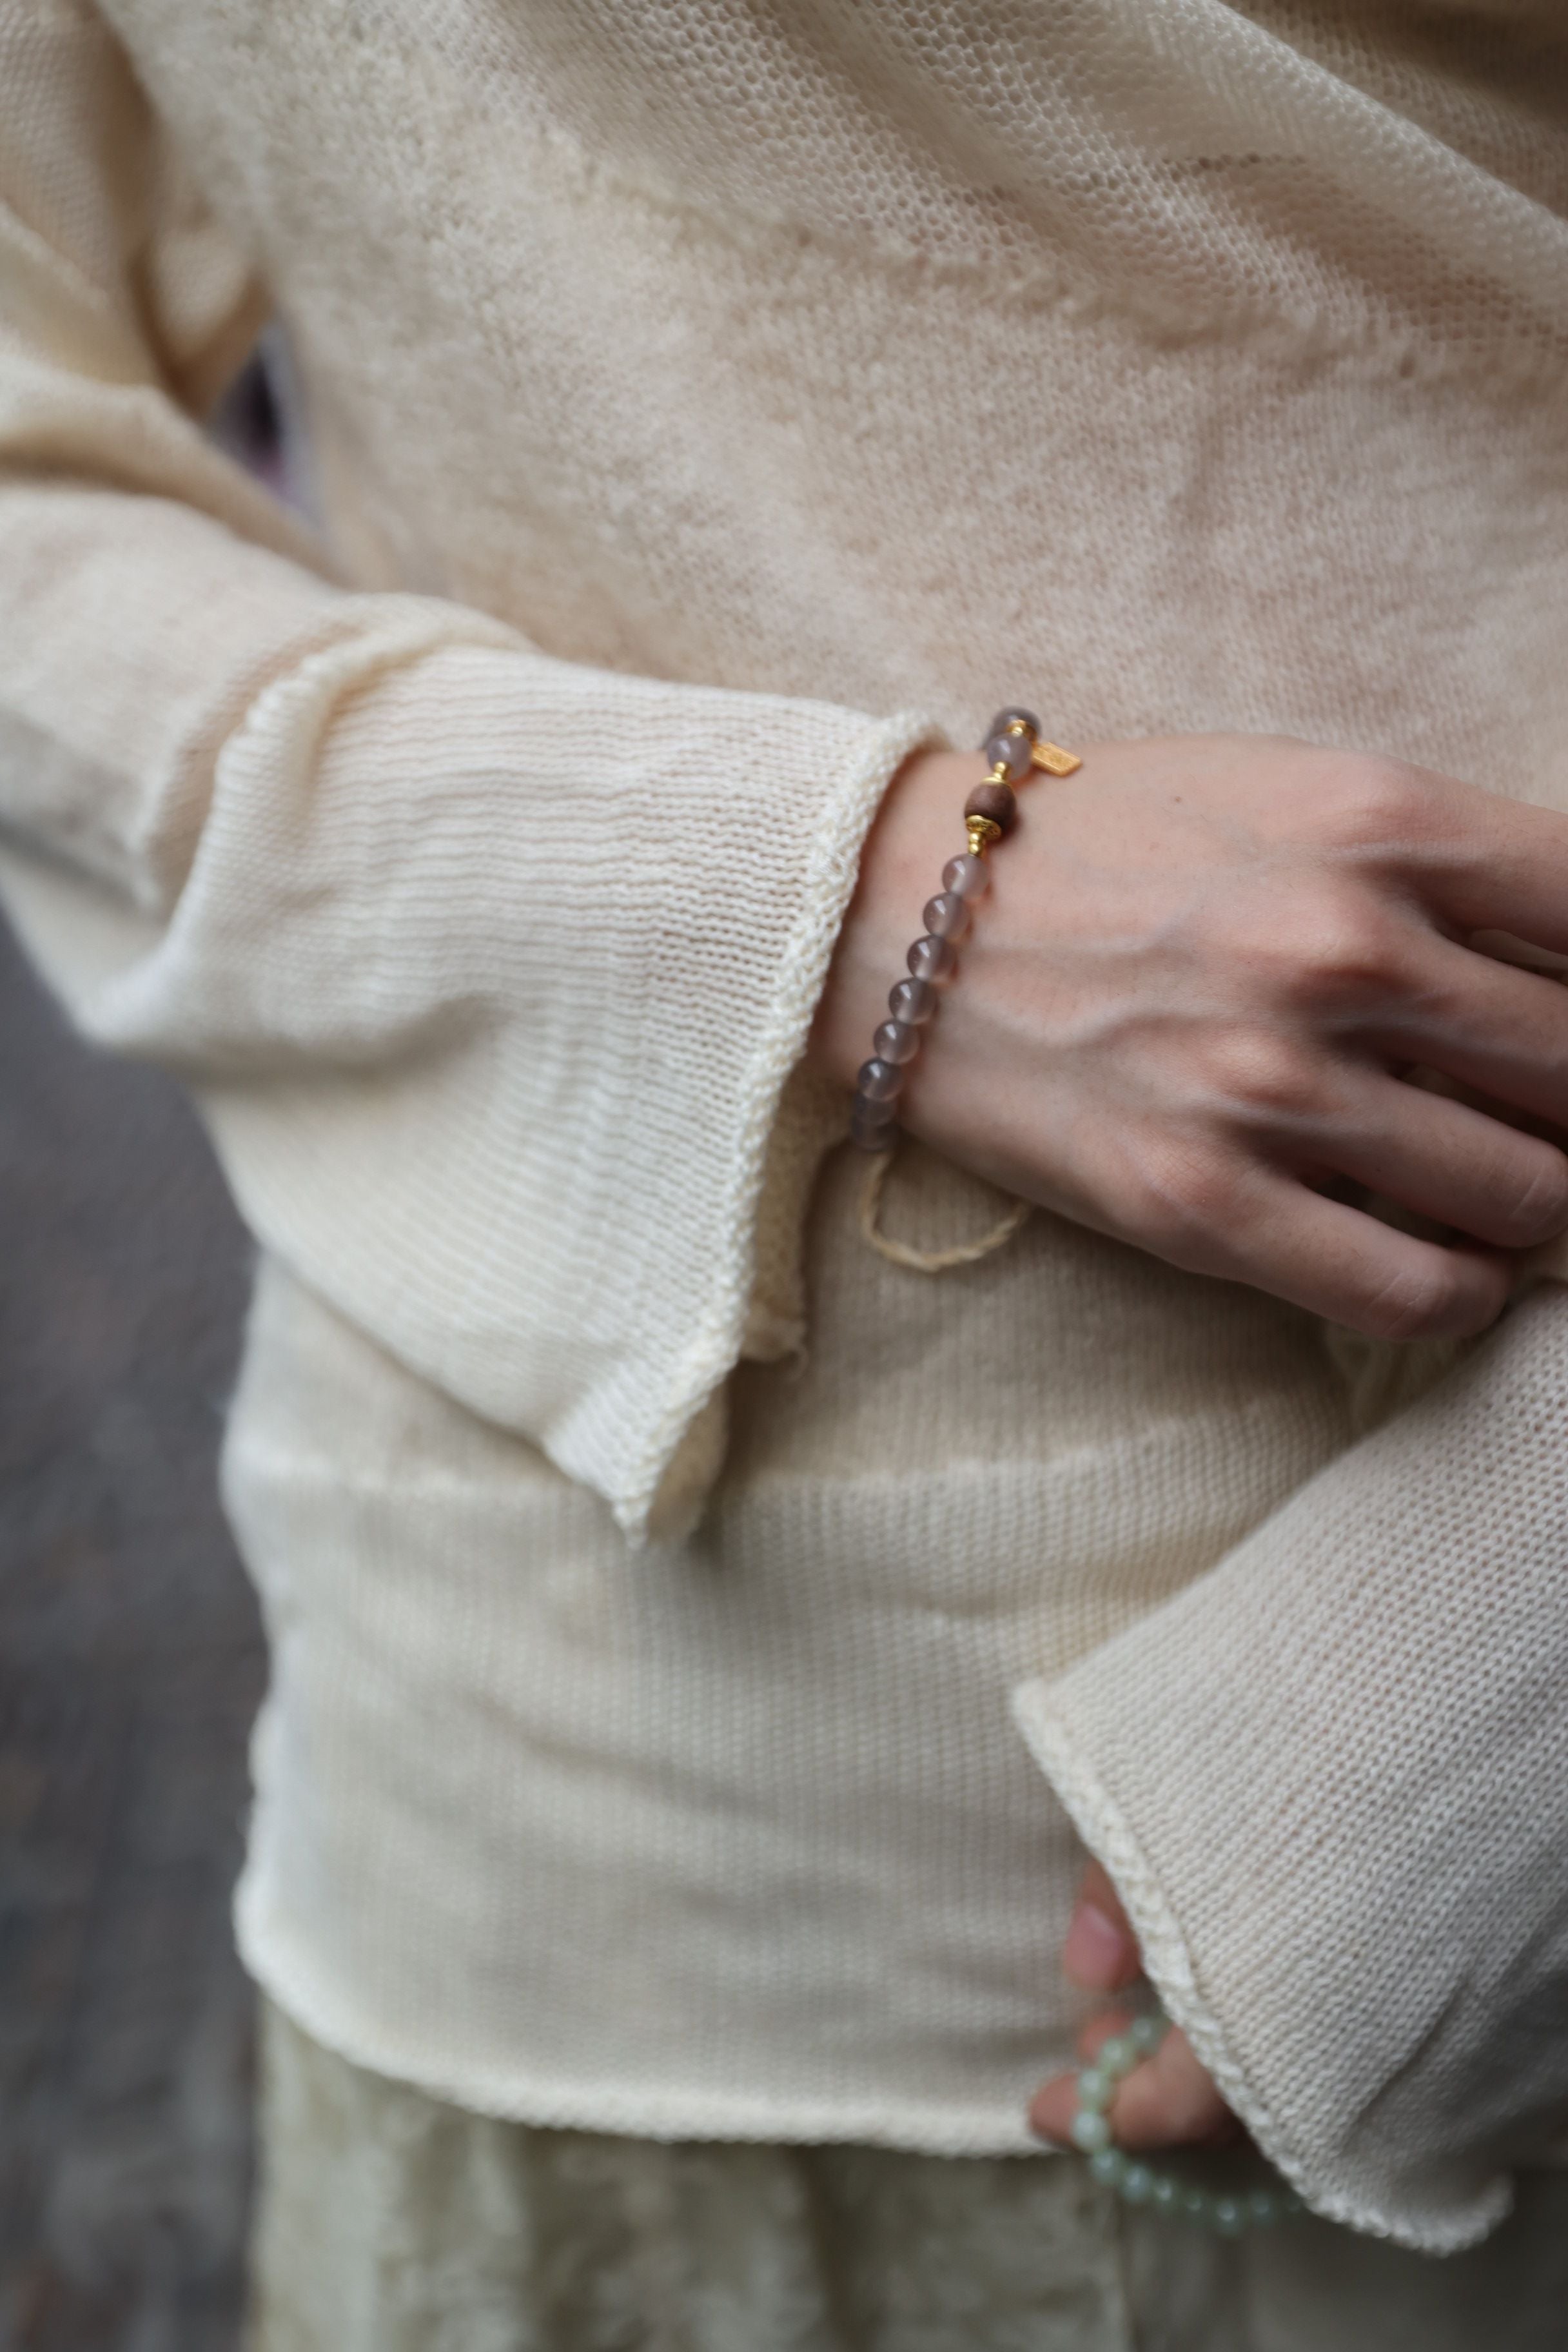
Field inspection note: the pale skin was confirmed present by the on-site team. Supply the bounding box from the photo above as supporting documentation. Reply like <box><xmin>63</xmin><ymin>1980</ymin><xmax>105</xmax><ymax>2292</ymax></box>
<box><xmin>810</xmin><ymin>730</ymin><xmax>1568</xmax><ymax>2145</ymax></box>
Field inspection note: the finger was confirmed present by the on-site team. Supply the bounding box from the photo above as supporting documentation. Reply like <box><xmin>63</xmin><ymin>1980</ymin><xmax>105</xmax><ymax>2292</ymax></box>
<box><xmin>1062</xmin><ymin>1861</ymin><xmax>1142</xmax><ymax>1992</ymax></box>
<box><xmin>1366</xmin><ymin>937</ymin><xmax>1568</xmax><ymax>1132</ymax></box>
<box><xmin>1419</xmin><ymin>789</ymin><xmax>1568</xmax><ymax>955</ymax></box>
<box><xmin>1030</xmin><ymin>2001</ymin><xmax>1141</xmax><ymax>2144</ymax></box>
<box><xmin>1107</xmin><ymin>2029</ymin><xmax>1239</xmax><ymax>2151</ymax></box>
<box><xmin>1313</xmin><ymin>1071</ymin><xmax>1568</xmax><ymax>1251</ymax></box>
<box><xmin>1030</xmin><ymin>2070</ymin><xmax>1086</xmax><ymax>2144</ymax></box>
<box><xmin>1075</xmin><ymin>2006</ymin><xmax>1140</xmax><ymax>2067</ymax></box>
<box><xmin>1177</xmin><ymin>1166</ymin><xmax>1512</xmax><ymax>1343</ymax></box>
<box><xmin>1030</xmin><ymin>2029</ymin><xmax>1237</xmax><ymax>2152</ymax></box>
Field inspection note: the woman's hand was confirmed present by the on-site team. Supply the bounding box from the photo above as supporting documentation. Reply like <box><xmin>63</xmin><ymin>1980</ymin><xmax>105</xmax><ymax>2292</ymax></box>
<box><xmin>1028</xmin><ymin>1860</ymin><xmax>1235</xmax><ymax>2151</ymax></box>
<box><xmin>812</xmin><ymin>734</ymin><xmax>1568</xmax><ymax>1340</ymax></box>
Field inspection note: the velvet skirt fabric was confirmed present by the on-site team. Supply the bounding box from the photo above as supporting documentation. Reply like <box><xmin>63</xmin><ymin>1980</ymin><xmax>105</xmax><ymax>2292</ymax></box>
<box><xmin>246</xmin><ymin>2003</ymin><xmax>1568</xmax><ymax>2352</ymax></box>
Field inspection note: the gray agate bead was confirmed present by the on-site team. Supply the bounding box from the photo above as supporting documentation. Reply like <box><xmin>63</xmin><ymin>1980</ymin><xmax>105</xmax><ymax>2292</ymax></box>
<box><xmin>988</xmin><ymin>705</ymin><xmax>1041</xmax><ymax>740</ymax></box>
<box><xmin>922</xmin><ymin>891</ymin><xmax>971</xmax><ymax>942</ymax></box>
<box><xmin>857</xmin><ymin>1057</ymin><xmax>905</xmax><ymax>1102</ymax></box>
<box><xmin>982</xmin><ymin>729</ymin><xmax>1034</xmax><ymax>783</ymax></box>
<box><xmin>942</xmin><ymin>853</ymin><xmax>990</xmax><ymax>900</ymax></box>
<box><xmin>854</xmin><ymin>1085</ymin><xmax>898</xmax><ymax>1121</ymax></box>
<box><xmin>872</xmin><ymin>1019</ymin><xmax>921</xmax><ymax>1064</ymax></box>
<box><xmin>907</xmin><ymin>935</ymin><xmax>957</xmax><ymax>984</ymax></box>
<box><xmin>888</xmin><ymin>977</ymin><xmax>937</xmax><ymax>1026</ymax></box>
<box><xmin>850</xmin><ymin>1101</ymin><xmax>897</xmax><ymax>1152</ymax></box>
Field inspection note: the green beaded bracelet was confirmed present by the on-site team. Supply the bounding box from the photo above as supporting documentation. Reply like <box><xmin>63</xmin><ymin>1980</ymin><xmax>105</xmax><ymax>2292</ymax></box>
<box><xmin>1071</xmin><ymin>2010</ymin><xmax>1306</xmax><ymax>2234</ymax></box>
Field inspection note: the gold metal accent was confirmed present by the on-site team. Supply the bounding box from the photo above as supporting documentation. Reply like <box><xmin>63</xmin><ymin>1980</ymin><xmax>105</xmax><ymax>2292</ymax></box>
<box><xmin>1031</xmin><ymin>741</ymin><xmax>1083</xmax><ymax>777</ymax></box>
<box><xmin>966</xmin><ymin>813</ymin><xmax>1002</xmax><ymax>857</ymax></box>
<box><xmin>985</xmin><ymin>758</ymin><xmax>1010</xmax><ymax>785</ymax></box>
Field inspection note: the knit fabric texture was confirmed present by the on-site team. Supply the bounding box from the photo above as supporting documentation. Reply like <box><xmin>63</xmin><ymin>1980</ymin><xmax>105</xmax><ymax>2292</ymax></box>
<box><xmin>3</xmin><ymin>0</ymin><xmax>1568</xmax><ymax>2253</ymax></box>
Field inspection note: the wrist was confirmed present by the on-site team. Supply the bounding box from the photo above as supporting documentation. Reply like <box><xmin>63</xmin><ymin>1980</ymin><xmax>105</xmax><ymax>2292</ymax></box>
<box><xmin>808</xmin><ymin>744</ymin><xmax>986</xmax><ymax>1090</ymax></box>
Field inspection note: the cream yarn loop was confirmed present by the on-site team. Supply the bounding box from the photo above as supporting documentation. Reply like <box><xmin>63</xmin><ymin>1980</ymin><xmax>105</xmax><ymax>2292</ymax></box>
<box><xmin>858</xmin><ymin>1144</ymin><xmax>1031</xmax><ymax>1274</ymax></box>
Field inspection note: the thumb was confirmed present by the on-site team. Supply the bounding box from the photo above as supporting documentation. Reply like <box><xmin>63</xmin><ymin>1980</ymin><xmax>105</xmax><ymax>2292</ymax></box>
<box><xmin>1061</xmin><ymin>1858</ymin><xmax>1142</xmax><ymax>1992</ymax></box>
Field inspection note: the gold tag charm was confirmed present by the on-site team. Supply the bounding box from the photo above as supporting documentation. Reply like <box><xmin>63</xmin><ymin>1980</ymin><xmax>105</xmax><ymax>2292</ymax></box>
<box><xmin>1031</xmin><ymin>741</ymin><xmax>1083</xmax><ymax>777</ymax></box>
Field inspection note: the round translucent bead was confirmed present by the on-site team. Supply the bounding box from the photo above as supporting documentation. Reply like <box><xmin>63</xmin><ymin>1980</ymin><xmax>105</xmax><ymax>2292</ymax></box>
<box><xmin>907</xmin><ymin>935</ymin><xmax>957</xmax><ymax>984</ymax></box>
<box><xmin>1213</xmin><ymin>2197</ymin><xmax>1247</xmax><ymax>2238</ymax></box>
<box><xmin>872</xmin><ymin>1019</ymin><xmax>921</xmax><ymax>1065</ymax></box>
<box><xmin>850</xmin><ymin>1106</ymin><xmax>897</xmax><ymax>1153</ymax></box>
<box><xmin>942</xmin><ymin>853</ymin><xmax>990</xmax><ymax>900</ymax></box>
<box><xmin>1070</xmin><ymin>2111</ymin><xmax>1112</xmax><ymax>2154</ymax></box>
<box><xmin>1120</xmin><ymin>2164</ymin><xmax>1154</xmax><ymax>2206</ymax></box>
<box><xmin>987</xmin><ymin>705</ymin><xmax>1041</xmax><ymax>741</ymax></box>
<box><xmin>1098</xmin><ymin>2035</ymin><xmax>1137</xmax><ymax>2078</ymax></box>
<box><xmin>1151</xmin><ymin>2175</ymin><xmax>1181</xmax><ymax>2213</ymax></box>
<box><xmin>850</xmin><ymin>1086</ymin><xmax>897</xmax><ymax>1128</ymax></box>
<box><xmin>921</xmin><ymin>891</ymin><xmax>971</xmax><ymax>942</ymax></box>
<box><xmin>1075</xmin><ymin>2067</ymin><xmax>1113</xmax><ymax>2113</ymax></box>
<box><xmin>1182</xmin><ymin>2187</ymin><xmax>1213</xmax><ymax>2224</ymax></box>
<box><xmin>965</xmin><ymin>779</ymin><xmax>1018</xmax><ymax>836</ymax></box>
<box><xmin>1088</xmin><ymin>2148</ymin><xmax>1128</xmax><ymax>2189</ymax></box>
<box><xmin>856</xmin><ymin>1057</ymin><xmax>904</xmax><ymax>1102</ymax></box>
<box><xmin>983</xmin><ymin>729</ymin><xmax>1034</xmax><ymax>783</ymax></box>
<box><xmin>852</xmin><ymin>1087</ymin><xmax>897</xmax><ymax>1124</ymax></box>
<box><xmin>1130</xmin><ymin>2015</ymin><xmax>1166</xmax><ymax>2056</ymax></box>
<box><xmin>888</xmin><ymin>977</ymin><xmax>937</xmax><ymax>1026</ymax></box>
<box><xmin>1246</xmin><ymin>2190</ymin><xmax>1280</xmax><ymax>2227</ymax></box>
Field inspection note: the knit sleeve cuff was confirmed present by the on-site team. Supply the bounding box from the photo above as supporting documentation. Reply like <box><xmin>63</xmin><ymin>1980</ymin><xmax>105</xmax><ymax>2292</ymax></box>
<box><xmin>7</xmin><ymin>603</ymin><xmax>936</xmax><ymax>1542</ymax></box>
<box><xmin>1009</xmin><ymin>1286</ymin><xmax>1568</xmax><ymax>2254</ymax></box>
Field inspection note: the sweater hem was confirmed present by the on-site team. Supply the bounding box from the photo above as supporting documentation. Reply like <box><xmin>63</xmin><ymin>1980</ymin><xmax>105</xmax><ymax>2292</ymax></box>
<box><xmin>236</xmin><ymin>1894</ymin><xmax>1056</xmax><ymax>2161</ymax></box>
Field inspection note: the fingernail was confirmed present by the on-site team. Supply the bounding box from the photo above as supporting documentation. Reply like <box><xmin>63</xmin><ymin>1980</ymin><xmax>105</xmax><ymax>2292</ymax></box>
<box><xmin>1063</xmin><ymin>1899</ymin><xmax>1132</xmax><ymax>1986</ymax></box>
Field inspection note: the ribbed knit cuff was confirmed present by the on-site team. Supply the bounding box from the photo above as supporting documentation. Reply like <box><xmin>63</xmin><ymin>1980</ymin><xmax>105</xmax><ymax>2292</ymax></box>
<box><xmin>1012</xmin><ymin>1286</ymin><xmax>1568</xmax><ymax>2253</ymax></box>
<box><xmin>45</xmin><ymin>605</ymin><xmax>937</xmax><ymax>1540</ymax></box>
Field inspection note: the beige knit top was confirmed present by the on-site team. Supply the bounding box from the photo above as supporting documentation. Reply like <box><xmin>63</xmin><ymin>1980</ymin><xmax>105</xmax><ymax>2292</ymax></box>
<box><xmin>4</xmin><ymin>0</ymin><xmax>1568</xmax><ymax>2255</ymax></box>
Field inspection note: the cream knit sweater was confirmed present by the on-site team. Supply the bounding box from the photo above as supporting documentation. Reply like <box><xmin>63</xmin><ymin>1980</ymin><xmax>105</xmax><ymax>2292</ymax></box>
<box><xmin>4</xmin><ymin>0</ymin><xmax>1568</xmax><ymax>2256</ymax></box>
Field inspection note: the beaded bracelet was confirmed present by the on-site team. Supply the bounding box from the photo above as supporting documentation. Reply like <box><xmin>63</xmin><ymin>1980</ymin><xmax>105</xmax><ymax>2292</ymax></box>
<box><xmin>1070</xmin><ymin>2011</ymin><xmax>1306</xmax><ymax>2235</ymax></box>
<box><xmin>848</xmin><ymin>707</ymin><xmax>1083</xmax><ymax>1155</ymax></box>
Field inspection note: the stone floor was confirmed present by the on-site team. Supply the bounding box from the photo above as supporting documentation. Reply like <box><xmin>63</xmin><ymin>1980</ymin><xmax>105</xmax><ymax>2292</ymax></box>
<box><xmin>0</xmin><ymin>916</ymin><xmax>262</xmax><ymax>2351</ymax></box>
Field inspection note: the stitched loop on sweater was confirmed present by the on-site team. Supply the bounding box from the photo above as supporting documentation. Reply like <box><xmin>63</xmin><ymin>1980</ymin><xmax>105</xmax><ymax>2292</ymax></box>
<box><xmin>858</xmin><ymin>1146</ymin><xmax>1030</xmax><ymax>1273</ymax></box>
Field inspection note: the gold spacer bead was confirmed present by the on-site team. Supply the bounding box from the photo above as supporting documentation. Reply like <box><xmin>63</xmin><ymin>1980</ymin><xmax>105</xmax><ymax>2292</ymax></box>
<box><xmin>966</xmin><ymin>813</ymin><xmax>1002</xmax><ymax>857</ymax></box>
<box><xmin>1031</xmin><ymin>740</ymin><xmax>1083</xmax><ymax>777</ymax></box>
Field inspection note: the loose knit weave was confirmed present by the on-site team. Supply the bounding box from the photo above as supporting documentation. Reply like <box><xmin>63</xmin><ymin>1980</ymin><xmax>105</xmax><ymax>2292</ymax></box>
<box><xmin>3</xmin><ymin>0</ymin><xmax>1568</xmax><ymax>2256</ymax></box>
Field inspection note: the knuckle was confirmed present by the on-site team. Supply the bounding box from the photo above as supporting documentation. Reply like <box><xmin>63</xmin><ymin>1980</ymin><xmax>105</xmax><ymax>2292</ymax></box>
<box><xmin>1498</xmin><ymin>1144</ymin><xmax>1568</xmax><ymax>1246</ymax></box>
<box><xmin>1284</xmin><ymin>888</ymin><xmax>1407</xmax><ymax>1008</ymax></box>
<box><xmin>1233</xmin><ymin>880</ymin><xmax>1408</xmax><ymax>1017</ymax></box>
<box><xmin>1314</xmin><ymin>755</ymin><xmax>1431</xmax><ymax>852</ymax></box>
<box><xmin>1355</xmin><ymin>1257</ymin><xmax>1465</xmax><ymax>1343</ymax></box>
<box><xmin>1197</xmin><ymin>1028</ymin><xmax>1324</xmax><ymax>1124</ymax></box>
<box><xmin>1120</xmin><ymin>1139</ymin><xmax>1240</xmax><ymax>1258</ymax></box>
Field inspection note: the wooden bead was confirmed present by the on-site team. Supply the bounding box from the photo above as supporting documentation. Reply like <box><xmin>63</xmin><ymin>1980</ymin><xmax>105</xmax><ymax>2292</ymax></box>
<box><xmin>964</xmin><ymin>778</ymin><xmax>1017</xmax><ymax>836</ymax></box>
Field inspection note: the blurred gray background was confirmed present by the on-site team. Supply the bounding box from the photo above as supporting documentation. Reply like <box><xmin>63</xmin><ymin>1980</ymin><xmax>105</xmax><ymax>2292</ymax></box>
<box><xmin>0</xmin><ymin>348</ymin><xmax>293</xmax><ymax>2352</ymax></box>
<box><xmin>1</xmin><ymin>781</ymin><xmax>264</xmax><ymax>2351</ymax></box>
